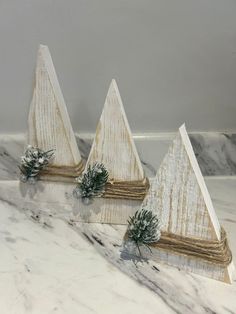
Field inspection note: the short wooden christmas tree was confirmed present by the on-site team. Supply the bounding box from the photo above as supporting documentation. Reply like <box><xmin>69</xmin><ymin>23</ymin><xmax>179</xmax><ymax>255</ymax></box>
<box><xmin>140</xmin><ymin>124</ymin><xmax>234</xmax><ymax>283</ymax></box>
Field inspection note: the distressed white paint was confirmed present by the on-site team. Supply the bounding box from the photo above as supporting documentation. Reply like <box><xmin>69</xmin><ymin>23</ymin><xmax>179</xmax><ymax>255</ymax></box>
<box><xmin>86</xmin><ymin>79</ymin><xmax>144</xmax><ymax>181</ymax></box>
<box><xmin>76</xmin><ymin>80</ymin><xmax>146</xmax><ymax>224</ymax></box>
<box><xmin>143</xmin><ymin>124</ymin><xmax>220</xmax><ymax>240</ymax></box>
<box><xmin>73</xmin><ymin>198</ymin><xmax>141</xmax><ymax>224</ymax></box>
<box><xmin>142</xmin><ymin>124</ymin><xmax>234</xmax><ymax>283</ymax></box>
<box><xmin>28</xmin><ymin>45</ymin><xmax>83</xmax><ymax>181</ymax></box>
<box><xmin>144</xmin><ymin>246</ymin><xmax>234</xmax><ymax>284</ymax></box>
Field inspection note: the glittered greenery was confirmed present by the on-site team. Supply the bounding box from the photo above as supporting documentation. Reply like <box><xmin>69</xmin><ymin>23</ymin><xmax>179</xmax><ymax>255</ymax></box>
<box><xmin>73</xmin><ymin>163</ymin><xmax>109</xmax><ymax>204</ymax></box>
<box><xmin>127</xmin><ymin>208</ymin><xmax>161</xmax><ymax>256</ymax></box>
<box><xmin>19</xmin><ymin>145</ymin><xmax>54</xmax><ymax>183</ymax></box>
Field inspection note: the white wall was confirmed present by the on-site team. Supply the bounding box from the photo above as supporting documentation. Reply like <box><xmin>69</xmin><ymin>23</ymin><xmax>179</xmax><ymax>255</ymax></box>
<box><xmin>0</xmin><ymin>0</ymin><xmax>236</xmax><ymax>133</ymax></box>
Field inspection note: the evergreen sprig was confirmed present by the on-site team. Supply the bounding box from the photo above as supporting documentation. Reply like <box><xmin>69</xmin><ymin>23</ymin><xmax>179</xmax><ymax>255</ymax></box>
<box><xmin>19</xmin><ymin>145</ymin><xmax>54</xmax><ymax>183</ymax></box>
<box><xmin>73</xmin><ymin>163</ymin><xmax>109</xmax><ymax>204</ymax></box>
<box><xmin>127</xmin><ymin>208</ymin><xmax>161</xmax><ymax>256</ymax></box>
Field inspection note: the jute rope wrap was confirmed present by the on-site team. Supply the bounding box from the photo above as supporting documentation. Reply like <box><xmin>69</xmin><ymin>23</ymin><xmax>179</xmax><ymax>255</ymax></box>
<box><xmin>150</xmin><ymin>227</ymin><xmax>232</xmax><ymax>266</ymax></box>
<box><xmin>42</xmin><ymin>160</ymin><xmax>84</xmax><ymax>178</ymax></box>
<box><xmin>103</xmin><ymin>177</ymin><xmax>150</xmax><ymax>200</ymax></box>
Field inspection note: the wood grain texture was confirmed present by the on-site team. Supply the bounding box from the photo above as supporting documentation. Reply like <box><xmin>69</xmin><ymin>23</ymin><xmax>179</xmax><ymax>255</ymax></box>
<box><xmin>74</xmin><ymin>198</ymin><xmax>142</xmax><ymax>224</ymax></box>
<box><xmin>142</xmin><ymin>124</ymin><xmax>234</xmax><ymax>283</ymax></box>
<box><xmin>78</xmin><ymin>79</ymin><xmax>146</xmax><ymax>224</ymax></box>
<box><xmin>145</xmin><ymin>247</ymin><xmax>234</xmax><ymax>283</ymax></box>
<box><xmin>143</xmin><ymin>124</ymin><xmax>220</xmax><ymax>241</ymax></box>
<box><xmin>86</xmin><ymin>79</ymin><xmax>144</xmax><ymax>181</ymax></box>
<box><xmin>28</xmin><ymin>45</ymin><xmax>83</xmax><ymax>181</ymax></box>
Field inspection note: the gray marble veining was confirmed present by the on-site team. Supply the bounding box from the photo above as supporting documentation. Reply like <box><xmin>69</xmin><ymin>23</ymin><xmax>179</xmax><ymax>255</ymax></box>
<box><xmin>0</xmin><ymin>178</ymin><xmax>235</xmax><ymax>313</ymax></box>
<box><xmin>190</xmin><ymin>133</ymin><xmax>236</xmax><ymax>176</ymax></box>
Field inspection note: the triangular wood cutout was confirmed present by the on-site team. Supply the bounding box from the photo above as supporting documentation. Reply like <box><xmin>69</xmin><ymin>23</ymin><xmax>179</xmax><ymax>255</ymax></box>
<box><xmin>86</xmin><ymin>80</ymin><xmax>149</xmax><ymax>200</ymax></box>
<box><xmin>74</xmin><ymin>79</ymin><xmax>146</xmax><ymax>224</ymax></box>
<box><xmin>28</xmin><ymin>45</ymin><xmax>83</xmax><ymax>182</ymax></box>
<box><xmin>141</xmin><ymin>124</ymin><xmax>234</xmax><ymax>283</ymax></box>
<box><xmin>86</xmin><ymin>79</ymin><xmax>144</xmax><ymax>182</ymax></box>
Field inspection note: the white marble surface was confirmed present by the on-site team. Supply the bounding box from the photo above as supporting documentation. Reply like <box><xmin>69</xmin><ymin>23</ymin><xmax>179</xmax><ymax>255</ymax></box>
<box><xmin>0</xmin><ymin>178</ymin><xmax>236</xmax><ymax>313</ymax></box>
<box><xmin>0</xmin><ymin>134</ymin><xmax>236</xmax><ymax>313</ymax></box>
<box><xmin>0</xmin><ymin>186</ymin><xmax>169</xmax><ymax>314</ymax></box>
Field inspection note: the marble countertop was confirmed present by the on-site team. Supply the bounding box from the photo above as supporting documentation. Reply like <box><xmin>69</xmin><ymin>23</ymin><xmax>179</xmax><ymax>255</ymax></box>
<box><xmin>0</xmin><ymin>134</ymin><xmax>236</xmax><ymax>314</ymax></box>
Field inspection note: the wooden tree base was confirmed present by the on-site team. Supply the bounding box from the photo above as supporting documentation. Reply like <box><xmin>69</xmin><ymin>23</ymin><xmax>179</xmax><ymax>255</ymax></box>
<box><xmin>146</xmin><ymin>246</ymin><xmax>235</xmax><ymax>284</ymax></box>
<box><xmin>73</xmin><ymin>198</ymin><xmax>142</xmax><ymax>224</ymax></box>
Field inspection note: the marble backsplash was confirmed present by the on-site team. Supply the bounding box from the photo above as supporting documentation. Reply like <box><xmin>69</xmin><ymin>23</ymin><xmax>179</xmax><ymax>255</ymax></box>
<box><xmin>0</xmin><ymin>132</ymin><xmax>235</xmax><ymax>180</ymax></box>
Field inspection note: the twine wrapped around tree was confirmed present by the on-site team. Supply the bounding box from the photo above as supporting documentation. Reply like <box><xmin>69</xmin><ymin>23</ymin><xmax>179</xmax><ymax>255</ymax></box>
<box><xmin>42</xmin><ymin>160</ymin><xmax>84</xmax><ymax>179</ymax></box>
<box><xmin>74</xmin><ymin>163</ymin><xmax>149</xmax><ymax>202</ymax></box>
<box><xmin>150</xmin><ymin>228</ymin><xmax>232</xmax><ymax>266</ymax></box>
<box><xmin>103</xmin><ymin>177</ymin><xmax>150</xmax><ymax>200</ymax></box>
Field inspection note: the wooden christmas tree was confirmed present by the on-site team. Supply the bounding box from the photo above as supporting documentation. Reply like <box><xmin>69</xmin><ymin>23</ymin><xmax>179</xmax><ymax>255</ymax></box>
<box><xmin>86</xmin><ymin>80</ymin><xmax>148</xmax><ymax>199</ymax></box>
<box><xmin>141</xmin><ymin>124</ymin><xmax>234</xmax><ymax>283</ymax></box>
<box><xmin>75</xmin><ymin>79</ymin><xmax>148</xmax><ymax>223</ymax></box>
<box><xmin>28</xmin><ymin>45</ymin><xmax>83</xmax><ymax>182</ymax></box>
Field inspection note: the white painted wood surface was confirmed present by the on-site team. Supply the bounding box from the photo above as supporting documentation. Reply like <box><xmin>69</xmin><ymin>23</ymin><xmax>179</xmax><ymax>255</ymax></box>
<box><xmin>28</xmin><ymin>45</ymin><xmax>83</xmax><ymax>181</ymax></box>
<box><xmin>144</xmin><ymin>246</ymin><xmax>234</xmax><ymax>284</ymax></box>
<box><xmin>74</xmin><ymin>198</ymin><xmax>142</xmax><ymax>224</ymax></box>
<box><xmin>73</xmin><ymin>80</ymin><xmax>146</xmax><ymax>224</ymax></box>
<box><xmin>86</xmin><ymin>79</ymin><xmax>144</xmax><ymax>181</ymax></box>
<box><xmin>142</xmin><ymin>124</ymin><xmax>234</xmax><ymax>283</ymax></box>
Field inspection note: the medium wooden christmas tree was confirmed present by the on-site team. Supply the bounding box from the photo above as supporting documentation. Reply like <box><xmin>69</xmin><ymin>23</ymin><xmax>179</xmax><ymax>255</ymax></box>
<box><xmin>28</xmin><ymin>45</ymin><xmax>83</xmax><ymax>182</ymax></box>
<box><xmin>86</xmin><ymin>79</ymin><xmax>145</xmax><ymax>183</ymax></box>
<box><xmin>75</xmin><ymin>79</ymin><xmax>148</xmax><ymax>223</ymax></box>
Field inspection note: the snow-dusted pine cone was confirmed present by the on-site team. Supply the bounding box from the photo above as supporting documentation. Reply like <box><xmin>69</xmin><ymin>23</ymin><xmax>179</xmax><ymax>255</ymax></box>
<box><xmin>127</xmin><ymin>208</ymin><xmax>161</xmax><ymax>255</ymax></box>
<box><xmin>73</xmin><ymin>163</ymin><xmax>109</xmax><ymax>204</ymax></box>
<box><xmin>19</xmin><ymin>145</ymin><xmax>54</xmax><ymax>183</ymax></box>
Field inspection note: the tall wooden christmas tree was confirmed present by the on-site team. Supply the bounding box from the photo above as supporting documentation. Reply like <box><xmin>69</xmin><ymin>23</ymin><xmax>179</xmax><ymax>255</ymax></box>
<box><xmin>141</xmin><ymin>124</ymin><xmax>234</xmax><ymax>283</ymax></box>
<box><xmin>28</xmin><ymin>45</ymin><xmax>83</xmax><ymax>182</ymax></box>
